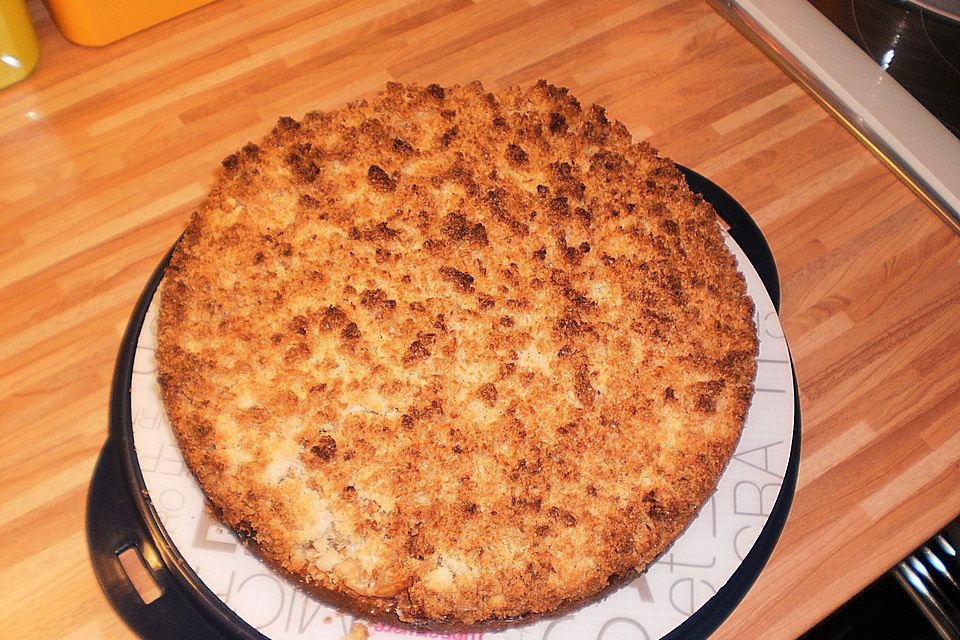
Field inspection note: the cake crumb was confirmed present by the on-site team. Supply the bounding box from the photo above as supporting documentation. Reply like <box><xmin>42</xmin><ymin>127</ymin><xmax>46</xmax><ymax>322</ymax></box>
<box><xmin>343</xmin><ymin>621</ymin><xmax>369</xmax><ymax>640</ymax></box>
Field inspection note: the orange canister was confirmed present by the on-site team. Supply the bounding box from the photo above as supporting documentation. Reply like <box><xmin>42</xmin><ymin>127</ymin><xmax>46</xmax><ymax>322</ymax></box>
<box><xmin>44</xmin><ymin>0</ymin><xmax>216</xmax><ymax>47</ymax></box>
<box><xmin>0</xmin><ymin>0</ymin><xmax>40</xmax><ymax>90</ymax></box>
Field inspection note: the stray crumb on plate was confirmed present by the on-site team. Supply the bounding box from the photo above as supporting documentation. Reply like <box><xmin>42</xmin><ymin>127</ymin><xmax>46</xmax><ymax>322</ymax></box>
<box><xmin>344</xmin><ymin>622</ymin><xmax>369</xmax><ymax>640</ymax></box>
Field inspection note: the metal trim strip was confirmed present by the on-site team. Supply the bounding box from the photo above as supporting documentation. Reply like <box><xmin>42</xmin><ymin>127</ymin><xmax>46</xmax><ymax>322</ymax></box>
<box><xmin>705</xmin><ymin>0</ymin><xmax>960</xmax><ymax>235</ymax></box>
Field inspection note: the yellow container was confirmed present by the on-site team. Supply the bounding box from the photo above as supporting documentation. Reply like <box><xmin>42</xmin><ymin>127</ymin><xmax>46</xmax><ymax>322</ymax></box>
<box><xmin>0</xmin><ymin>0</ymin><xmax>40</xmax><ymax>90</ymax></box>
<box><xmin>45</xmin><ymin>0</ymin><xmax>216</xmax><ymax>47</ymax></box>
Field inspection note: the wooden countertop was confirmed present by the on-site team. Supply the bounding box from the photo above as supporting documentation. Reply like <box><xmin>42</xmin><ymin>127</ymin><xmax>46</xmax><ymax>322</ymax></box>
<box><xmin>2</xmin><ymin>0</ymin><xmax>958</xmax><ymax>638</ymax></box>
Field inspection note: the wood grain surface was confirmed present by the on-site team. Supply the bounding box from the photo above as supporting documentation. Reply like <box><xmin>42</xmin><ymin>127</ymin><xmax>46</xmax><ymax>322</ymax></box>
<box><xmin>1</xmin><ymin>0</ymin><xmax>959</xmax><ymax>638</ymax></box>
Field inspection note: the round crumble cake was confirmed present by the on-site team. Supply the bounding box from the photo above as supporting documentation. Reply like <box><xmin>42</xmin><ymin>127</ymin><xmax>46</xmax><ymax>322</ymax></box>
<box><xmin>156</xmin><ymin>80</ymin><xmax>758</xmax><ymax>629</ymax></box>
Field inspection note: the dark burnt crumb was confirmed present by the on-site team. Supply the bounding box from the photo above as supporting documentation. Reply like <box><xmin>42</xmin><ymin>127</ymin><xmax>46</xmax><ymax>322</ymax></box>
<box><xmin>486</xmin><ymin>187</ymin><xmax>531</xmax><ymax>236</ymax></box>
<box><xmin>560</xmin><ymin>286</ymin><xmax>590</xmax><ymax>308</ymax></box>
<box><xmin>537</xmin><ymin>184</ymin><xmax>550</xmax><ymax>196</ymax></box>
<box><xmin>574</xmin><ymin>207</ymin><xmax>591</xmax><ymax>226</ymax></box>
<box><xmin>298</xmin><ymin>193</ymin><xmax>322</xmax><ymax>209</ymax></box>
<box><xmin>287</xmin><ymin>149</ymin><xmax>320</xmax><ymax>182</ymax></box>
<box><xmin>360</xmin><ymin>117</ymin><xmax>386</xmax><ymax>139</ymax></box>
<box><xmin>340</xmin><ymin>322</ymin><xmax>360</xmax><ymax>341</ymax></box>
<box><xmin>241</xmin><ymin>142</ymin><xmax>260</xmax><ymax>156</ymax></box>
<box><xmin>618</xmin><ymin>538</ymin><xmax>636</xmax><ymax>555</ymax></box>
<box><xmin>191</xmin><ymin>419</ymin><xmax>213</xmax><ymax>439</ymax></box>
<box><xmin>375</xmin><ymin>248</ymin><xmax>392</xmax><ymax>263</ymax></box>
<box><xmin>499</xmin><ymin>315</ymin><xmax>514</xmax><ymax>327</ymax></box>
<box><xmin>234</xmin><ymin>518</ymin><xmax>257</xmax><ymax>539</ymax></box>
<box><xmin>441</xmin><ymin>126</ymin><xmax>458</xmax><ymax>146</ymax></box>
<box><xmin>443</xmin><ymin>211</ymin><xmax>488</xmax><ymax>245</ymax></box>
<box><xmin>696</xmin><ymin>394</ymin><xmax>717</xmax><ymax>414</ymax></box>
<box><xmin>587</xmin><ymin>484</ymin><xmax>598</xmax><ymax>496</ymax></box>
<box><xmin>535</xmin><ymin>525</ymin><xmax>550</xmax><ymax>537</ymax></box>
<box><xmin>463</xmin><ymin>502</ymin><xmax>479</xmax><ymax>514</ymax></box>
<box><xmin>477</xmin><ymin>382</ymin><xmax>498</xmax><ymax>406</ymax></box>
<box><xmin>548</xmin><ymin>112</ymin><xmax>568</xmax><ymax>134</ymax></box>
<box><xmin>506</xmin><ymin>143</ymin><xmax>528</xmax><ymax>165</ymax></box>
<box><xmin>452</xmin><ymin>445</ymin><xmax>462</xmax><ymax>454</ymax></box>
<box><xmin>581</xmin><ymin>121</ymin><xmax>606</xmax><ymax>144</ymax></box>
<box><xmin>403</xmin><ymin>399</ymin><xmax>444</xmax><ymax>426</ymax></box>
<box><xmin>426</xmin><ymin>83</ymin><xmax>445</xmax><ymax>100</ymax></box>
<box><xmin>590</xmin><ymin>104</ymin><xmax>608</xmax><ymax>125</ymax></box>
<box><xmin>360</xmin><ymin>288</ymin><xmax>397</xmax><ymax>312</ymax></box>
<box><xmin>533</xmin><ymin>246</ymin><xmax>547</xmax><ymax>260</ymax></box>
<box><xmin>591</xmin><ymin>150</ymin><xmax>624</xmax><ymax>172</ymax></box>
<box><xmin>320</xmin><ymin>306</ymin><xmax>348</xmax><ymax>331</ymax></box>
<box><xmin>221</xmin><ymin>153</ymin><xmax>239</xmax><ymax>171</ymax></box>
<box><xmin>342</xmin><ymin>485</ymin><xmax>356</xmax><ymax>498</ymax></box>
<box><xmin>574</xmin><ymin>365</ymin><xmax>596</xmax><ymax>405</ymax></box>
<box><xmin>554</xmin><ymin>310</ymin><xmax>588</xmax><ymax>339</ymax></box>
<box><xmin>440</xmin><ymin>109</ymin><xmax>457</xmax><ymax>118</ymax></box>
<box><xmin>513</xmin><ymin>458</ymin><xmax>543</xmax><ymax>477</ymax></box>
<box><xmin>402</xmin><ymin>338</ymin><xmax>432</xmax><ymax>364</ymax></box>
<box><xmin>492</xmin><ymin>116</ymin><xmax>508</xmax><ymax>128</ymax></box>
<box><xmin>579</xmin><ymin>242</ymin><xmax>591</xmax><ymax>253</ymax></box>
<box><xmin>417</xmin><ymin>331</ymin><xmax>437</xmax><ymax>345</ymax></box>
<box><xmin>362</xmin><ymin>221</ymin><xmax>400</xmax><ymax>240</ymax></box>
<box><xmin>549</xmin><ymin>196</ymin><xmax>570</xmax><ymax>217</ymax></box>
<box><xmin>470</xmin><ymin>223</ymin><xmax>489</xmax><ymax>244</ymax></box>
<box><xmin>288</xmin><ymin>315</ymin><xmax>309</xmax><ymax>335</ymax></box>
<box><xmin>393</xmin><ymin>137</ymin><xmax>414</xmax><ymax>153</ymax></box>
<box><xmin>643</xmin><ymin>492</ymin><xmax>671</xmax><ymax>520</ymax></box>
<box><xmin>439</xmin><ymin>266</ymin><xmax>475</xmax><ymax>292</ymax></box>
<box><xmin>477</xmin><ymin>293</ymin><xmax>495</xmax><ymax>309</ymax></box>
<box><xmin>665</xmin><ymin>386</ymin><xmax>676</xmax><ymax>401</ymax></box>
<box><xmin>310</xmin><ymin>435</ymin><xmax>337</xmax><ymax>461</ymax></box>
<box><xmin>273</xmin><ymin>115</ymin><xmax>300</xmax><ymax>133</ymax></box>
<box><xmin>367</xmin><ymin>164</ymin><xmax>397</xmax><ymax>191</ymax></box>
<box><xmin>548</xmin><ymin>506</ymin><xmax>577</xmax><ymax>527</ymax></box>
<box><xmin>511</xmin><ymin>496</ymin><xmax>536</xmax><ymax>510</ymax></box>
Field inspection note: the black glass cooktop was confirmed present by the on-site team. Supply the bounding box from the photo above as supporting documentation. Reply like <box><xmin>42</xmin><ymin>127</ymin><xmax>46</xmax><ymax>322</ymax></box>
<box><xmin>807</xmin><ymin>0</ymin><xmax>960</xmax><ymax>139</ymax></box>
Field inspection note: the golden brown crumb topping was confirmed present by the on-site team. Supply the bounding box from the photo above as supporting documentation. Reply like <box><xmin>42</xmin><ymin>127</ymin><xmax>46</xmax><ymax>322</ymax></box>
<box><xmin>156</xmin><ymin>80</ymin><xmax>757</xmax><ymax>628</ymax></box>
